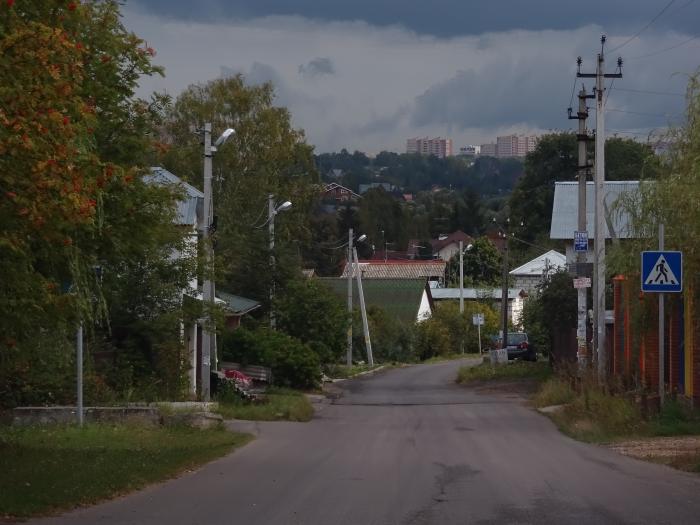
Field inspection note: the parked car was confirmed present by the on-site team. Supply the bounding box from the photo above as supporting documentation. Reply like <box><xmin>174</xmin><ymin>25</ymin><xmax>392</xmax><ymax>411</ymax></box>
<box><xmin>505</xmin><ymin>332</ymin><xmax>537</xmax><ymax>361</ymax></box>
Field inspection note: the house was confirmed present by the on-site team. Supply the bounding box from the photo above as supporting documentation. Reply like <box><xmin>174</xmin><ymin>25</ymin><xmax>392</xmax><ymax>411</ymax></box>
<box><xmin>550</xmin><ymin>181</ymin><xmax>640</xmax><ymax>265</ymax></box>
<box><xmin>147</xmin><ymin>167</ymin><xmax>260</xmax><ymax>396</ymax></box>
<box><xmin>340</xmin><ymin>259</ymin><xmax>447</xmax><ymax>285</ymax></box>
<box><xmin>358</xmin><ymin>182</ymin><xmax>396</xmax><ymax>194</ymax></box>
<box><xmin>322</xmin><ymin>182</ymin><xmax>361</xmax><ymax>203</ymax></box>
<box><xmin>430</xmin><ymin>287</ymin><xmax>527</xmax><ymax>327</ymax></box>
<box><xmin>509</xmin><ymin>250</ymin><xmax>567</xmax><ymax>293</ymax></box>
<box><xmin>430</xmin><ymin>230</ymin><xmax>474</xmax><ymax>261</ymax></box>
<box><xmin>321</xmin><ymin>278</ymin><xmax>433</xmax><ymax>324</ymax></box>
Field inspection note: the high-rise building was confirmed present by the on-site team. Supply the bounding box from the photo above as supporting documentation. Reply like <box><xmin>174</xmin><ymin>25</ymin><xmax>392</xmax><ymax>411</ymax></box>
<box><xmin>494</xmin><ymin>135</ymin><xmax>539</xmax><ymax>158</ymax></box>
<box><xmin>480</xmin><ymin>143</ymin><xmax>497</xmax><ymax>157</ymax></box>
<box><xmin>458</xmin><ymin>145</ymin><xmax>480</xmax><ymax>156</ymax></box>
<box><xmin>406</xmin><ymin>137</ymin><xmax>453</xmax><ymax>158</ymax></box>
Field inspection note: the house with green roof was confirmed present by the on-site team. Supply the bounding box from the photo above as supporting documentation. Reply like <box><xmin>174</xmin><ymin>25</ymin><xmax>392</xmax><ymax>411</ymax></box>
<box><xmin>319</xmin><ymin>278</ymin><xmax>433</xmax><ymax>324</ymax></box>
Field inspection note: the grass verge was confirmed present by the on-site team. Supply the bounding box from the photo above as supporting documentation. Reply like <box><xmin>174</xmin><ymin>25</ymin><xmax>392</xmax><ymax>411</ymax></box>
<box><xmin>457</xmin><ymin>360</ymin><xmax>552</xmax><ymax>384</ymax></box>
<box><xmin>423</xmin><ymin>353</ymin><xmax>482</xmax><ymax>364</ymax></box>
<box><xmin>324</xmin><ymin>363</ymin><xmax>384</xmax><ymax>379</ymax></box>
<box><xmin>215</xmin><ymin>388</ymin><xmax>314</xmax><ymax>422</ymax></box>
<box><xmin>0</xmin><ymin>423</ymin><xmax>251</xmax><ymax>519</ymax></box>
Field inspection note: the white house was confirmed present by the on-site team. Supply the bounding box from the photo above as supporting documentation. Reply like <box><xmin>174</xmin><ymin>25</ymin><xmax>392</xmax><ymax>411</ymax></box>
<box><xmin>509</xmin><ymin>250</ymin><xmax>567</xmax><ymax>293</ymax></box>
<box><xmin>430</xmin><ymin>287</ymin><xmax>528</xmax><ymax>327</ymax></box>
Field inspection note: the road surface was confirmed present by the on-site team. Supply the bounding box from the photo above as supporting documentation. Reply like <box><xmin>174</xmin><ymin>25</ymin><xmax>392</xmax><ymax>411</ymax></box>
<box><xmin>34</xmin><ymin>359</ymin><xmax>700</xmax><ymax>524</ymax></box>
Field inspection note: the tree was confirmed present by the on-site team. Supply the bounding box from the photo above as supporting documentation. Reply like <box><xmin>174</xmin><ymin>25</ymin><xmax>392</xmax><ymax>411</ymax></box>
<box><xmin>446</xmin><ymin>237</ymin><xmax>502</xmax><ymax>286</ymax></box>
<box><xmin>274</xmin><ymin>279</ymin><xmax>348</xmax><ymax>364</ymax></box>
<box><xmin>0</xmin><ymin>0</ymin><xmax>188</xmax><ymax>404</ymax></box>
<box><xmin>159</xmin><ymin>75</ymin><xmax>319</xmax><ymax>307</ymax></box>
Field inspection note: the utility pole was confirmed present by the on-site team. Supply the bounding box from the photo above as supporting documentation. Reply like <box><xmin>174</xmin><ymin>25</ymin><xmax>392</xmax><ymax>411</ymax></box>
<box><xmin>353</xmin><ymin>247</ymin><xmax>374</xmax><ymax>366</ymax></box>
<box><xmin>269</xmin><ymin>194</ymin><xmax>276</xmax><ymax>329</ymax></box>
<box><xmin>659</xmin><ymin>223</ymin><xmax>665</xmax><ymax>407</ymax></box>
<box><xmin>577</xmin><ymin>35</ymin><xmax>622</xmax><ymax>381</ymax></box>
<box><xmin>568</xmin><ymin>80</ymin><xmax>595</xmax><ymax>368</ymax></box>
<box><xmin>201</xmin><ymin>122</ymin><xmax>214</xmax><ymax>401</ymax></box>
<box><xmin>498</xmin><ymin>220</ymin><xmax>510</xmax><ymax>350</ymax></box>
<box><xmin>460</xmin><ymin>240</ymin><xmax>464</xmax><ymax>354</ymax></box>
<box><xmin>347</xmin><ymin>229</ymin><xmax>354</xmax><ymax>367</ymax></box>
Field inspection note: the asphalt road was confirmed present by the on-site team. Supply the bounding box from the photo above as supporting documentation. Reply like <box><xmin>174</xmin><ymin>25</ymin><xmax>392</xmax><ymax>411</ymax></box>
<box><xmin>34</xmin><ymin>359</ymin><xmax>700</xmax><ymax>524</ymax></box>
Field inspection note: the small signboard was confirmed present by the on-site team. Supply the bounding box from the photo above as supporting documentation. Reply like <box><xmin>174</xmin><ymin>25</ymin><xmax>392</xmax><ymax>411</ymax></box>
<box><xmin>573</xmin><ymin>277</ymin><xmax>592</xmax><ymax>289</ymax></box>
<box><xmin>574</xmin><ymin>231</ymin><xmax>589</xmax><ymax>252</ymax></box>
<box><xmin>641</xmin><ymin>251</ymin><xmax>682</xmax><ymax>293</ymax></box>
<box><xmin>472</xmin><ymin>313</ymin><xmax>485</xmax><ymax>326</ymax></box>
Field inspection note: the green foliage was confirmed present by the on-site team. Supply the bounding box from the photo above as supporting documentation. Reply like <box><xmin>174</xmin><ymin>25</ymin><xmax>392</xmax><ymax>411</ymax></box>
<box><xmin>457</xmin><ymin>361</ymin><xmax>552</xmax><ymax>384</ymax></box>
<box><xmin>275</xmin><ymin>279</ymin><xmax>348</xmax><ymax>363</ymax></box>
<box><xmin>222</xmin><ymin>328</ymin><xmax>321</xmax><ymax>390</ymax></box>
<box><xmin>362</xmin><ymin>306</ymin><xmax>416</xmax><ymax>363</ymax></box>
<box><xmin>159</xmin><ymin>75</ymin><xmax>319</xmax><ymax>306</ymax></box>
<box><xmin>521</xmin><ymin>270</ymin><xmax>577</xmax><ymax>358</ymax></box>
<box><xmin>533</xmin><ymin>378</ymin><xmax>576</xmax><ymax>408</ymax></box>
<box><xmin>0</xmin><ymin>0</ymin><xmax>191</xmax><ymax>405</ymax></box>
<box><xmin>0</xmin><ymin>424</ymin><xmax>250</xmax><ymax>519</ymax></box>
<box><xmin>446</xmin><ymin>236</ymin><xmax>502</xmax><ymax>286</ymax></box>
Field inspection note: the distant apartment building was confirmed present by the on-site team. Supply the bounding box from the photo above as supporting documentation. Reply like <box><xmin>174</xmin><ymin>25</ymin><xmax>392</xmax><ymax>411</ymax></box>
<box><xmin>406</xmin><ymin>137</ymin><xmax>453</xmax><ymax>158</ymax></box>
<box><xmin>480</xmin><ymin>143</ymin><xmax>497</xmax><ymax>157</ymax></box>
<box><xmin>480</xmin><ymin>135</ymin><xmax>538</xmax><ymax>158</ymax></box>
<box><xmin>458</xmin><ymin>145</ymin><xmax>480</xmax><ymax>156</ymax></box>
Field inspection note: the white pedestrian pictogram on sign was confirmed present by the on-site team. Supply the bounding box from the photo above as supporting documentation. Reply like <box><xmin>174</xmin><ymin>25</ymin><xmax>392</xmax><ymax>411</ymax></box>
<box><xmin>644</xmin><ymin>255</ymin><xmax>679</xmax><ymax>286</ymax></box>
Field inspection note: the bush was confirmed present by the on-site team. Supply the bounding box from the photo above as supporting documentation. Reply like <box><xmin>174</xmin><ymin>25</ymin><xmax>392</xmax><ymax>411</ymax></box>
<box><xmin>221</xmin><ymin>328</ymin><xmax>321</xmax><ymax>390</ymax></box>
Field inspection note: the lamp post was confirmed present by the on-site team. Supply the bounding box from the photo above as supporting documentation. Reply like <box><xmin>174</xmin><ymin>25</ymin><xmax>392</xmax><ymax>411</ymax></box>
<box><xmin>492</xmin><ymin>217</ymin><xmax>512</xmax><ymax>350</ymax></box>
<box><xmin>268</xmin><ymin>194</ymin><xmax>292</xmax><ymax>329</ymax></box>
<box><xmin>201</xmin><ymin>123</ymin><xmax>234</xmax><ymax>402</ymax></box>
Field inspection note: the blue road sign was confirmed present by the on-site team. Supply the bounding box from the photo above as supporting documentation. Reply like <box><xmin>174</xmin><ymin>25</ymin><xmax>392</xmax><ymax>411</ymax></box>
<box><xmin>574</xmin><ymin>231</ymin><xmax>588</xmax><ymax>252</ymax></box>
<box><xmin>641</xmin><ymin>251</ymin><xmax>682</xmax><ymax>293</ymax></box>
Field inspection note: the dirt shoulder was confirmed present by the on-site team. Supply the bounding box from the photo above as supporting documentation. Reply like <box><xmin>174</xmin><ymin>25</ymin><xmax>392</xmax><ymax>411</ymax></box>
<box><xmin>609</xmin><ymin>436</ymin><xmax>700</xmax><ymax>472</ymax></box>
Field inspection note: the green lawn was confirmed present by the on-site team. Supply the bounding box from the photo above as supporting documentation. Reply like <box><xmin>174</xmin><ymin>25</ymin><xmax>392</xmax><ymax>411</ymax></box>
<box><xmin>216</xmin><ymin>388</ymin><xmax>314</xmax><ymax>422</ymax></box>
<box><xmin>456</xmin><ymin>360</ymin><xmax>552</xmax><ymax>384</ymax></box>
<box><xmin>0</xmin><ymin>424</ymin><xmax>251</xmax><ymax>519</ymax></box>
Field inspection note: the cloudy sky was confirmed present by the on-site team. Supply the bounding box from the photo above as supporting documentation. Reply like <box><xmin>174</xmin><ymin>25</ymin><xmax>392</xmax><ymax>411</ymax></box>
<box><xmin>125</xmin><ymin>0</ymin><xmax>700</xmax><ymax>154</ymax></box>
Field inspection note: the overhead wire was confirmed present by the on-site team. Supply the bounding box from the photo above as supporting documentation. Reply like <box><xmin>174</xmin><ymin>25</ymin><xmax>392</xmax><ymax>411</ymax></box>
<box><xmin>608</xmin><ymin>0</ymin><xmax>676</xmax><ymax>53</ymax></box>
<box><xmin>611</xmin><ymin>87</ymin><xmax>685</xmax><ymax>97</ymax></box>
<box><xmin>626</xmin><ymin>33</ymin><xmax>700</xmax><ymax>60</ymax></box>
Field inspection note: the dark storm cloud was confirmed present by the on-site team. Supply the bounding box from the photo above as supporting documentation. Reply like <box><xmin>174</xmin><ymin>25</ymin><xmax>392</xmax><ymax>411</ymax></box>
<box><xmin>133</xmin><ymin>0</ymin><xmax>700</xmax><ymax>37</ymax></box>
<box><xmin>298</xmin><ymin>57</ymin><xmax>336</xmax><ymax>78</ymax></box>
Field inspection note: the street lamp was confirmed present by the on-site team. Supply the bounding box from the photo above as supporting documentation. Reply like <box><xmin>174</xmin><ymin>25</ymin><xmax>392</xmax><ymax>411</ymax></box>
<box><xmin>201</xmin><ymin>123</ymin><xmax>234</xmax><ymax>402</ymax></box>
<box><xmin>268</xmin><ymin>194</ymin><xmax>292</xmax><ymax>329</ymax></box>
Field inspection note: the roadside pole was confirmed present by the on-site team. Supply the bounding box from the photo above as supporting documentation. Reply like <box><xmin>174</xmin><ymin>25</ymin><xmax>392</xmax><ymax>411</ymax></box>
<box><xmin>659</xmin><ymin>223</ymin><xmax>665</xmax><ymax>407</ymax></box>
<box><xmin>347</xmin><ymin>229</ymin><xmax>354</xmax><ymax>367</ymax></box>
<box><xmin>201</xmin><ymin>122</ymin><xmax>213</xmax><ymax>401</ymax></box>
<box><xmin>460</xmin><ymin>240</ymin><xmax>464</xmax><ymax>354</ymax></box>
<box><xmin>76</xmin><ymin>322</ymin><xmax>83</xmax><ymax>426</ymax></box>
<box><xmin>353</xmin><ymin>247</ymin><xmax>374</xmax><ymax>366</ymax></box>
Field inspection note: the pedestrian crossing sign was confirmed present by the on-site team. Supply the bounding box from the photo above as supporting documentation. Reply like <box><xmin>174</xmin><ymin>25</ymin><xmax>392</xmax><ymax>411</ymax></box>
<box><xmin>641</xmin><ymin>251</ymin><xmax>682</xmax><ymax>293</ymax></box>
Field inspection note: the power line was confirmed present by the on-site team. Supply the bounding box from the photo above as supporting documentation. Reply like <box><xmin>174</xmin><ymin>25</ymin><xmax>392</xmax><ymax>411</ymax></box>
<box><xmin>607</xmin><ymin>107</ymin><xmax>680</xmax><ymax>118</ymax></box>
<box><xmin>611</xmin><ymin>87</ymin><xmax>685</xmax><ymax>97</ymax></box>
<box><xmin>608</xmin><ymin>0</ymin><xmax>676</xmax><ymax>53</ymax></box>
<box><xmin>626</xmin><ymin>33</ymin><xmax>699</xmax><ymax>60</ymax></box>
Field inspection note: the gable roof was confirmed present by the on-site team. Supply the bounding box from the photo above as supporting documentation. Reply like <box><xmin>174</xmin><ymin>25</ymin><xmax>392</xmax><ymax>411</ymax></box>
<box><xmin>550</xmin><ymin>181</ymin><xmax>640</xmax><ymax>240</ymax></box>
<box><xmin>431</xmin><ymin>230</ymin><xmax>474</xmax><ymax>253</ymax></box>
<box><xmin>340</xmin><ymin>260</ymin><xmax>446</xmax><ymax>279</ymax></box>
<box><xmin>216</xmin><ymin>291</ymin><xmax>261</xmax><ymax>316</ymax></box>
<box><xmin>322</xmin><ymin>182</ymin><xmax>361</xmax><ymax>199</ymax></box>
<box><xmin>510</xmin><ymin>250</ymin><xmax>566</xmax><ymax>277</ymax></box>
<box><xmin>146</xmin><ymin>167</ymin><xmax>203</xmax><ymax>227</ymax></box>
<box><xmin>320</xmin><ymin>278</ymin><xmax>431</xmax><ymax>324</ymax></box>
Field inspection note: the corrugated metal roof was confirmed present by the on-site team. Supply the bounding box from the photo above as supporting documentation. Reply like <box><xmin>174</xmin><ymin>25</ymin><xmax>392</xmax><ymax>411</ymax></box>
<box><xmin>216</xmin><ymin>291</ymin><xmax>261</xmax><ymax>315</ymax></box>
<box><xmin>320</xmin><ymin>278</ymin><xmax>429</xmax><ymax>324</ymax></box>
<box><xmin>145</xmin><ymin>167</ymin><xmax>203</xmax><ymax>227</ymax></box>
<box><xmin>509</xmin><ymin>250</ymin><xmax>566</xmax><ymax>277</ymax></box>
<box><xmin>340</xmin><ymin>260</ymin><xmax>446</xmax><ymax>279</ymax></box>
<box><xmin>431</xmin><ymin>288</ymin><xmax>526</xmax><ymax>301</ymax></box>
<box><xmin>550</xmin><ymin>181</ymin><xmax>639</xmax><ymax>240</ymax></box>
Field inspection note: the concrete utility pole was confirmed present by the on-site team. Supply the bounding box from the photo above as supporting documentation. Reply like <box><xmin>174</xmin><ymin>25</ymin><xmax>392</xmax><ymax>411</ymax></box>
<box><xmin>568</xmin><ymin>81</ymin><xmax>595</xmax><ymax>368</ymax></box>
<box><xmin>347</xmin><ymin>228</ymin><xmax>354</xmax><ymax>367</ymax></box>
<box><xmin>577</xmin><ymin>36</ymin><xmax>622</xmax><ymax>381</ymax></box>
<box><xmin>459</xmin><ymin>240</ymin><xmax>464</xmax><ymax>314</ymax></box>
<box><xmin>269</xmin><ymin>194</ymin><xmax>276</xmax><ymax>329</ymax></box>
<box><xmin>499</xmin><ymin>221</ymin><xmax>510</xmax><ymax>350</ymax></box>
<box><xmin>353</xmin><ymin>247</ymin><xmax>374</xmax><ymax>366</ymax></box>
<box><xmin>201</xmin><ymin>122</ymin><xmax>214</xmax><ymax>401</ymax></box>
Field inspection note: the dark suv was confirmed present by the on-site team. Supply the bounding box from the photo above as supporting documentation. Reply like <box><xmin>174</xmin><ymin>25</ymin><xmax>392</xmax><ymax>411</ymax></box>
<box><xmin>505</xmin><ymin>332</ymin><xmax>536</xmax><ymax>361</ymax></box>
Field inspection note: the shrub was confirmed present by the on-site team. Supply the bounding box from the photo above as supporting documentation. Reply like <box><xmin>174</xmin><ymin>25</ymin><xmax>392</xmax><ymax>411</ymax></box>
<box><xmin>221</xmin><ymin>328</ymin><xmax>321</xmax><ymax>390</ymax></box>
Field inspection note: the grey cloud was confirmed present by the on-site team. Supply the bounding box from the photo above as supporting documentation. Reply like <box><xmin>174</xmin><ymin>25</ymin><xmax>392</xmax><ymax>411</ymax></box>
<box><xmin>134</xmin><ymin>0</ymin><xmax>700</xmax><ymax>38</ymax></box>
<box><xmin>298</xmin><ymin>57</ymin><xmax>335</xmax><ymax>78</ymax></box>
